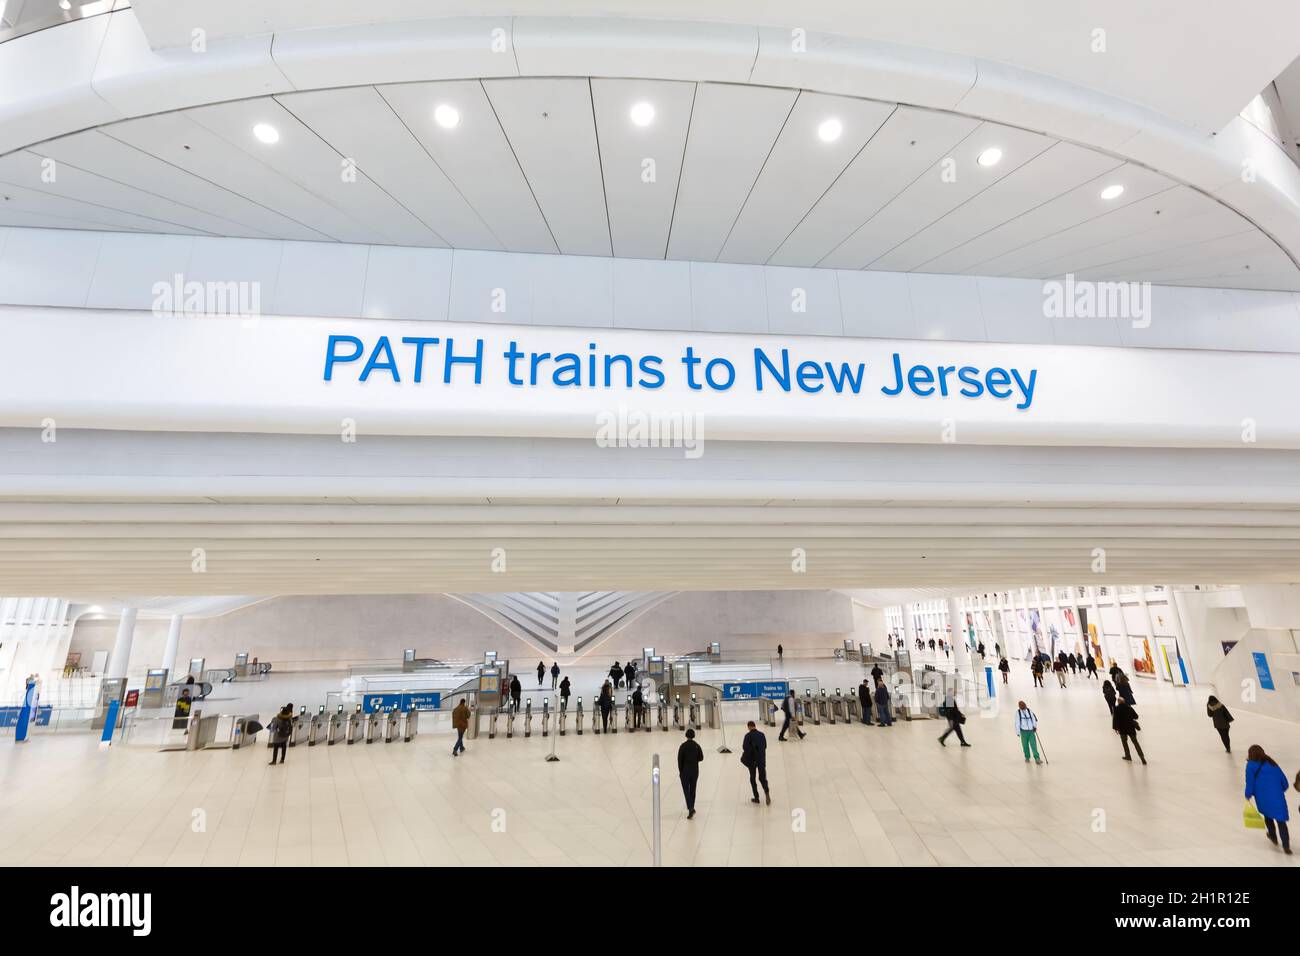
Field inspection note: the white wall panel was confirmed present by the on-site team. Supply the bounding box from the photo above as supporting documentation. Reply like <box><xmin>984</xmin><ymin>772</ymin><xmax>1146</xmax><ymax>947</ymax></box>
<box><xmin>271</xmin><ymin>242</ymin><xmax>368</xmax><ymax>318</ymax></box>
<box><xmin>85</xmin><ymin>233</ymin><xmax>194</xmax><ymax>310</ymax></box>
<box><xmin>361</xmin><ymin>246</ymin><xmax>453</xmax><ymax>321</ymax></box>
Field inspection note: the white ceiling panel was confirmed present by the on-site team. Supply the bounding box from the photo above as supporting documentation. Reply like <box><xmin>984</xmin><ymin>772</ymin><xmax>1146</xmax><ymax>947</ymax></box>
<box><xmin>822</xmin><ymin>122</ymin><xmax>1055</xmax><ymax>270</ymax></box>
<box><xmin>922</xmin><ymin>163</ymin><xmax>1173</xmax><ymax>275</ymax></box>
<box><xmin>0</xmin><ymin>177</ymin><xmax>205</xmax><ymax>235</ymax></box>
<box><xmin>769</xmin><ymin>106</ymin><xmax>979</xmax><ymax>268</ymax></box>
<box><xmin>666</xmin><ymin>83</ymin><xmax>797</xmax><ymax>263</ymax></box>
<box><xmin>719</xmin><ymin>92</ymin><xmax>895</xmax><ymax>264</ymax></box>
<box><xmin>0</xmin><ymin>149</ymin><xmax>269</xmax><ymax>240</ymax></box>
<box><xmin>183</xmin><ymin>99</ymin><xmax>442</xmax><ymax>247</ymax></box>
<box><xmin>590</xmin><ymin>78</ymin><xmax>697</xmax><ymax>260</ymax></box>
<box><xmin>377</xmin><ymin>80</ymin><xmax>557</xmax><ymax>254</ymax></box>
<box><xmin>869</xmin><ymin>142</ymin><xmax>1124</xmax><ymax>272</ymax></box>
<box><xmin>27</xmin><ymin>130</ymin><xmax>329</xmax><ymax>242</ymax></box>
<box><xmin>1073</xmin><ymin>230</ymin><xmax>1283</xmax><ymax>284</ymax></box>
<box><xmin>972</xmin><ymin>185</ymin><xmax>1210</xmax><ymax>277</ymax></box>
<box><xmin>483</xmin><ymin>77</ymin><xmax>609</xmax><ymax>257</ymax></box>
<box><xmin>275</xmin><ymin>86</ymin><xmax>500</xmax><ymax>250</ymax></box>
<box><xmin>100</xmin><ymin>111</ymin><xmax>375</xmax><ymax>242</ymax></box>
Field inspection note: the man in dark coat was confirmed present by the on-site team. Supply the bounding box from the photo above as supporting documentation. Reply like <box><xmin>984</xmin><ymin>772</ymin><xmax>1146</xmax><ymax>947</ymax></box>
<box><xmin>624</xmin><ymin>661</ymin><xmax>637</xmax><ymax>688</ymax></box>
<box><xmin>677</xmin><ymin>728</ymin><xmax>704</xmax><ymax>818</ymax></box>
<box><xmin>778</xmin><ymin>690</ymin><xmax>805</xmax><ymax>740</ymax></box>
<box><xmin>509</xmin><ymin>674</ymin><xmax>522</xmax><ymax>711</ymax></box>
<box><xmin>1112</xmin><ymin>699</ymin><xmax>1146</xmax><ymax>764</ymax></box>
<box><xmin>858</xmin><ymin>679</ymin><xmax>872</xmax><ymax>725</ymax></box>
<box><xmin>741</xmin><ymin>721</ymin><xmax>770</xmax><ymax>805</ymax></box>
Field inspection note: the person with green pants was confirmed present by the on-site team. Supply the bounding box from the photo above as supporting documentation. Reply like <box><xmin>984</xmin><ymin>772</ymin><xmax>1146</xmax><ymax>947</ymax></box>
<box><xmin>1014</xmin><ymin>700</ymin><xmax>1042</xmax><ymax>765</ymax></box>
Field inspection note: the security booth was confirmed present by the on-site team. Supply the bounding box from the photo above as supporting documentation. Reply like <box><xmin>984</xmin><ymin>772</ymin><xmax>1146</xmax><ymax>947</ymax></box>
<box><xmin>140</xmin><ymin>668</ymin><xmax>169</xmax><ymax>708</ymax></box>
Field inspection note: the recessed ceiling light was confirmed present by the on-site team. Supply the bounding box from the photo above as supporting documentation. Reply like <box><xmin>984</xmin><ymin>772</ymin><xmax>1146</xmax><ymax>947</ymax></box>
<box><xmin>817</xmin><ymin>118</ymin><xmax>843</xmax><ymax>143</ymax></box>
<box><xmin>434</xmin><ymin>104</ymin><xmax>461</xmax><ymax>129</ymax></box>
<box><xmin>1100</xmin><ymin>184</ymin><xmax>1125</xmax><ymax>200</ymax></box>
<box><xmin>630</xmin><ymin>102</ymin><xmax>656</xmax><ymax>127</ymax></box>
<box><xmin>59</xmin><ymin>0</ymin><xmax>72</xmax><ymax>10</ymax></box>
<box><xmin>976</xmin><ymin>147</ymin><xmax>1003</xmax><ymax>167</ymax></box>
<box><xmin>251</xmin><ymin>123</ymin><xmax>279</xmax><ymax>144</ymax></box>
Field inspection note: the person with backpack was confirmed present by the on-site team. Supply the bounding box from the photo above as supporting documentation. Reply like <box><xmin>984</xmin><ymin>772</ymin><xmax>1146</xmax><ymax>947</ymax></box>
<box><xmin>1206</xmin><ymin>695</ymin><xmax>1234</xmax><ymax>753</ymax></box>
<box><xmin>677</xmin><ymin>728</ymin><xmax>704</xmax><ymax>819</ymax></box>
<box><xmin>1112</xmin><ymin>698</ymin><xmax>1146</xmax><ymax>764</ymax></box>
<box><xmin>1014</xmin><ymin>701</ymin><xmax>1042</xmax><ymax>764</ymax></box>
<box><xmin>741</xmin><ymin>721</ymin><xmax>770</xmax><ymax>805</ymax></box>
<box><xmin>268</xmin><ymin>704</ymin><xmax>293</xmax><ymax>765</ymax></box>
<box><xmin>451</xmin><ymin>697</ymin><xmax>469</xmax><ymax>756</ymax></box>
<box><xmin>1244</xmin><ymin>745</ymin><xmax>1291</xmax><ymax>854</ymax></box>
<box><xmin>536</xmin><ymin>661</ymin><xmax>545</xmax><ymax>687</ymax></box>
<box><xmin>778</xmin><ymin>690</ymin><xmax>805</xmax><ymax>741</ymax></box>
<box><xmin>937</xmin><ymin>688</ymin><xmax>970</xmax><ymax>747</ymax></box>
<box><xmin>998</xmin><ymin>656</ymin><xmax>1010</xmax><ymax>685</ymax></box>
<box><xmin>550</xmin><ymin>662</ymin><xmax>560</xmax><ymax>689</ymax></box>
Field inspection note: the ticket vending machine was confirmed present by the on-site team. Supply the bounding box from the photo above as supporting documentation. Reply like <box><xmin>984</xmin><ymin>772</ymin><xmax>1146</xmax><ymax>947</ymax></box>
<box><xmin>477</xmin><ymin>667</ymin><xmax>502</xmax><ymax>741</ymax></box>
<box><xmin>92</xmin><ymin>677</ymin><xmax>128</xmax><ymax>730</ymax></box>
<box><xmin>140</xmin><ymin>668</ymin><xmax>169</xmax><ymax>709</ymax></box>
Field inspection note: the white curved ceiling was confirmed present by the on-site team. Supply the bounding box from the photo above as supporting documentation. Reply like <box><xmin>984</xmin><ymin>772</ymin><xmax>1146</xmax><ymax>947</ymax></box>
<box><xmin>3</xmin><ymin>78</ymin><xmax>1296</xmax><ymax>290</ymax></box>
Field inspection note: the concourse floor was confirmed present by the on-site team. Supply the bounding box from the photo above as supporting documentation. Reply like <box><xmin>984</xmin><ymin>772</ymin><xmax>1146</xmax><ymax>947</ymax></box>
<box><xmin>0</xmin><ymin>665</ymin><xmax>1296</xmax><ymax>867</ymax></box>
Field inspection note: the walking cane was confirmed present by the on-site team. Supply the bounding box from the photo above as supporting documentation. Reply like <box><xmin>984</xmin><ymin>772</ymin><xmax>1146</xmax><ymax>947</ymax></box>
<box><xmin>1035</xmin><ymin>730</ymin><xmax>1049</xmax><ymax>765</ymax></box>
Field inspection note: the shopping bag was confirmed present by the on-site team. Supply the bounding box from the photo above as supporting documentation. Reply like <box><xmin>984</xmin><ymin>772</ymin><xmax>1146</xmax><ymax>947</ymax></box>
<box><xmin>1243</xmin><ymin>800</ymin><xmax>1266</xmax><ymax>830</ymax></box>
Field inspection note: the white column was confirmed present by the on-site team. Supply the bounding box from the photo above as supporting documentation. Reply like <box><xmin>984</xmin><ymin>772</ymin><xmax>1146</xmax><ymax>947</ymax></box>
<box><xmin>947</xmin><ymin>596</ymin><xmax>971</xmax><ymax>667</ymax></box>
<box><xmin>1113</xmin><ymin>588</ymin><xmax>1131</xmax><ymax>671</ymax></box>
<box><xmin>1087</xmin><ymin>586</ymin><xmax>1103</xmax><ymax>664</ymax></box>
<box><xmin>1136</xmin><ymin>587</ymin><xmax>1160</xmax><ymax>680</ymax></box>
<box><xmin>1165</xmin><ymin>586</ymin><xmax>1197</xmax><ymax>685</ymax></box>
<box><xmin>161</xmin><ymin>614</ymin><xmax>184</xmax><ymax>676</ymax></box>
<box><xmin>106</xmin><ymin>608</ymin><xmax>138</xmax><ymax>681</ymax></box>
<box><xmin>902</xmin><ymin>603</ymin><xmax>917</xmax><ymax>649</ymax></box>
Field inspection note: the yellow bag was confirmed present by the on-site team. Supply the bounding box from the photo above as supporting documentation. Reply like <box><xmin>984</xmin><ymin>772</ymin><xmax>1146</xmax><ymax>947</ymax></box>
<box><xmin>1243</xmin><ymin>800</ymin><xmax>1266</xmax><ymax>830</ymax></box>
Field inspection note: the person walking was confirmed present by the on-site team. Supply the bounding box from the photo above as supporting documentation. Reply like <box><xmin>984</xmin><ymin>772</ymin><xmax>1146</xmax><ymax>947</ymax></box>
<box><xmin>451</xmin><ymin>697</ymin><xmax>469</xmax><ymax>756</ymax></box>
<box><xmin>558</xmin><ymin>675</ymin><xmax>571</xmax><ymax>709</ymax></box>
<box><xmin>1085</xmin><ymin>654</ymin><xmax>1098</xmax><ymax>679</ymax></box>
<box><xmin>1116</xmin><ymin>672</ymin><xmax>1136</xmax><ymax>706</ymax></box>
<box><xmin>1067</xmin><ymin>653</ymin><xmax>1078</xmax><ymax>674</ymax></box>
<box><xmin>632</xmin><ymin>684</ymin><xmax>644</xmax><ymax>728</ymax></box>
<box><xmin>598</xmin><ymin>682</ymin><xmax>613</xmax><ymax>732</ymax></box>
<box><xmin>998</xmin><ymin>656</ymin><xmax>1010</xmax><ymax>685</ymax></box>
<box><xmin>509</xmin><ymin>674</ymin><xmax>522</xmax><ymax>711</ymax></box>
<box><xmin>1053</xmin><ymin>657</ymin><xmax>1067</xmax><ymax>688</ymax></box>
<box><xmin>1244</xmin><ymin>745</ymin><xmax>1291</xmax><ymax>854</ymax></box>
<box><xmin>1206</xmin><ymin>695</ymin><xmax>1234</xmax><ymax>753</ymax></box>
<box><xmin>1112</xmin><ymin>698</ymin><xmax>1146</xmax><ymax>765</ymax></box>
<box><xmin>870</xmin><ymin>662</ymin><xmax>884</xmax><ymax>685</ymax></box>
<box><xmin>268</xmin><ymin>704</ymin><xmax>293</xmax><ymax>766</ymax></box>
<box><xmin>778</xmin><ymin>690</ymin><xmax>805</xmax><ymax>741</ymax></box>
<box><xmin>1013</xmin><ymin>701</ymin><xmax>1042</xmax><ymax>764</ymax></box>
<box><xmin>977</xmin><ymin>641</ymin><xmax>986</xmax><ymax>659</ymax></box>
<box><xmin>1102</xmin><ymin>679</ymin><xmax>1117</xmax><ymax>715</ymax></box>
<box><xmin>858</xmin><ymin>679</ymin><xmax>872</xmax><ymax>725</ymax></box>
<box><xmin>173</xmin><ymin>688</ymin><xmax>194</xmax><ymax>732</ymax></box>
<box><xmin>776</xmin><ymin>643</ymin><xmax>783</xmax><ymax>662</ymax></box>
<box><xmin>624</xmin><ymin>661</ymin><xmax>637</xmax><ymax>688</ymax></box>
<box><xmin>550</xmin><ymin>662</ymin><xmax>560</xmax><ymax>689</ymax></box>
<box><xmin>677</xmin><ymin>728</ymin><xmax>704</xmax><ymax>818</ymax></box>
<box><xmin>937</xmin><ymin>689</ymin><xmax>970</xmax><ymax>747</ymax></box>
<box><xmin>874</xmin><ymin>679</ymin><xmax>893</xmax><ymax>727</ymax></box>
<box><xmin>1031</xmin><ymin>656</ymin><xmax>1045</xmax><ymax>688</ymax></box>
<box><xmin>536</xmin><ymin>661</ymin><xmax>545</xmax><ymax>687</ymax></box>
<box><xmin>741</xmin><ymin>721</ymin><xmax>771</xmax><ymax>805</ymax></box>
<box><xmin>609</xmin><ymin>662</ymin><xmax>623</xmax><ymax>689</ymax></box>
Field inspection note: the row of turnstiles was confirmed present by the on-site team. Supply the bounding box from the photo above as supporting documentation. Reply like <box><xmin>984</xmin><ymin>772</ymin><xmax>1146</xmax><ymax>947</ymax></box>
<box><xmin>765</xmin><ymin>687</ymin><xmax>868</xmax><ymax>726</ymax></box>
<box><xmin>282</xmin><ymin>704</ymin><xmax>420</xmax><ymax>747</ymax></box>
<box><xmin>474</xmin><ymin>691</ymin><xmax>718</xmax><ymax>739</ymax></box>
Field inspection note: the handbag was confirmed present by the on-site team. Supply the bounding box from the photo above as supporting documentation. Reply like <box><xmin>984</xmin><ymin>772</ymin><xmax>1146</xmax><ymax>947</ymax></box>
<box><xmin>1243</xmin><ymin>800</ymin><xmax>1266</xmax><ymax>830</ymax></box>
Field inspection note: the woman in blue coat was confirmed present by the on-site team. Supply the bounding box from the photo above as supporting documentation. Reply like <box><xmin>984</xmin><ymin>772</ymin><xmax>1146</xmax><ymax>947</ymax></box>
<box><xmin>1244</xmin><ymin>745</ymin><xmax>1291</xmax><ymax>854</ymax></box>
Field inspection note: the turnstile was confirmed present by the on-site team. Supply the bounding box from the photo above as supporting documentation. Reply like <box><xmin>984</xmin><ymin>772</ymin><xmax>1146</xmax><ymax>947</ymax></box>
<box><xmin>657</xmin><ymin>694</ymin><xmax>668</xmax><ymax>731</ymax></box>
<box><xmin>506</xmin><ymin>702</ymin><xmax>517</xmax><ymax>739</ymax></box>
<box><xmin>687</xmin><ymin>693</ymin><xmax>700</xmax><ymax>730</ymax></box>
<box><xmin>803</xmin><ymin>689</ymin><xmax>819</xmax><ymax>726</ymax></box>
<box><xmin>526</xmin><ymin>699</ymin><xmax>535</xmax><ymax>737</ymax></box>
<box><xmin>488</xmin><ymin>707</ymin><xmax>499</xmax><ymax>740</ymax></box>
<box><xmin>385</xmin><ymin>707</ymin><xmax>399</xmax><ymax>742</ymax></box>
<box><xmin>364</xmin><ymin>708</ymin><xmax>379</xmax><ymax>744</ymax></box>
<box><xmin>347</xmin><ymin>704</ymin><xmax>363</xmax><ymax>744</ymax></box>
<box><xmin>308</xmin><ymin>705</ymin><xmax>326</xmax><ymax>746</ymax></box>
<box><xmin>844</xmin><ymin>692</ymin><xmax>862</xmax><ymax>722</ymax></box>
<box><xmin>325</xmin><ymin>705</ymin><xmax>342</xmax><ymax>745</ymax></box>
<box><xmin>403</xmin><ymin>705</ymin><xmax>418</xmax><ymax>742</ymax></box>
<box><xmin>541</xmin><ymin>699</ymin><xmax>550</xmax><ymax>737</ymax></box>
<box><xmin>575</xmin><ymin>697</ymin><xmax>584</xmax><ymax>735</ymax></box>
<box><xmin>672</xmin><ymin>694</ymin><xmax>685</xmax><ymax>729</ymax></box>
<box><xmin>624</xmin><ymin>697</ymin><xmax>635</xmax><ymax>732</ymax></box>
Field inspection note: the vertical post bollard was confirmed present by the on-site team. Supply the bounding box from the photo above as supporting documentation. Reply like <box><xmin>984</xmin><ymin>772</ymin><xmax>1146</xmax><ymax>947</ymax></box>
<box><xmin>652</xmin><ymin>754</ymin><xmax>662</xmax><ymax>867</ymax></box>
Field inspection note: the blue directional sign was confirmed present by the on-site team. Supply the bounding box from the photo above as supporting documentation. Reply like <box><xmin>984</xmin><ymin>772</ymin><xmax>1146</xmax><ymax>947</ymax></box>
<box><xmin>1253</xmin><ymin>652</ymin><xmax>1275</xmax><ymax>691</ymax></box>
<box><xmin>0</xmin><ymin>705</ymin><xmax>51</xmax><ymax>728</ymax></box>
<box><xmin>362</xmin><ymin>691</ymin><xmax>442</xmax><ymax>713</ymax></box>
<box><xmin>720</xmin><ymin>680</ymin><xmax>789</xmax><ymax>701</ymax></box>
